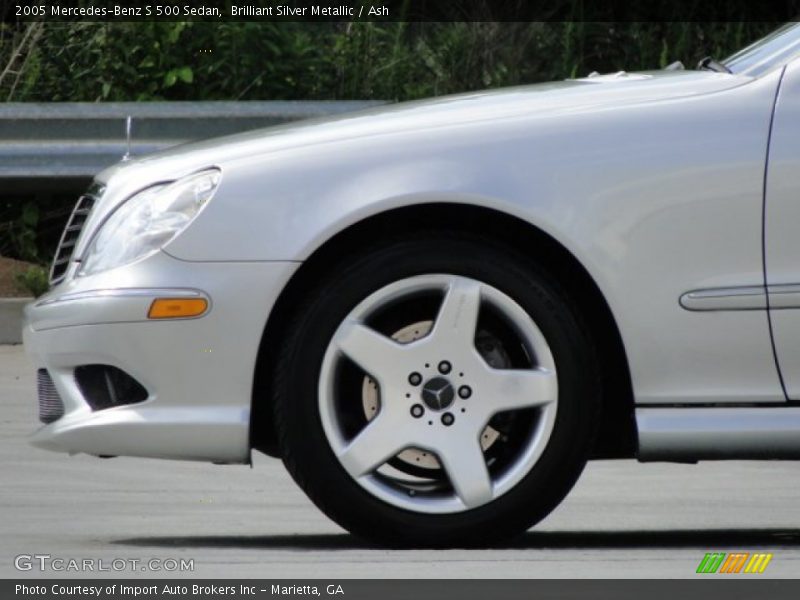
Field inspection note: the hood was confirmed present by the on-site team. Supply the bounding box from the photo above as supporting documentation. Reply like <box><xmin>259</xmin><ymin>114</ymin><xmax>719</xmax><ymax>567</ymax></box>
<box><xmin>97</xmin><ymin>69</ymin><xmax>752</xmax><ymax>186</ymax></box>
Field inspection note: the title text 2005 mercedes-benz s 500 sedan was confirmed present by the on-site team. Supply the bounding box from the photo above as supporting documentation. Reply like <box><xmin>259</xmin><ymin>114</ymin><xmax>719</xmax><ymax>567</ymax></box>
<box><xmin>23</xmin><ymin>24</ymin><xmax>800</xmax><ymax>547</ymax></box>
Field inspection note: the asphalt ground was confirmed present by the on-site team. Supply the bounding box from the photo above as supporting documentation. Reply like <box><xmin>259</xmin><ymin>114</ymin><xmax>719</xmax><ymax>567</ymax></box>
<box><xmin>2</xmin><ymin>344</ymin><xmax>799</xmax><ymax>579</ymax></box>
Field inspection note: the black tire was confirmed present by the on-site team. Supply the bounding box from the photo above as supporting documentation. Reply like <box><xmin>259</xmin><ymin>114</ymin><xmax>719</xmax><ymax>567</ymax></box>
<box><xmin>272</xmin><ymin>233</ymin><xmax>600</xmax><ymax>547</ymax></box>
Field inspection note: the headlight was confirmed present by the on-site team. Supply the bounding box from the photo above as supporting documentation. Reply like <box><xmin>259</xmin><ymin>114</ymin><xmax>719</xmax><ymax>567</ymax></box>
<box><xmin>79</xmin><ymin>168</ymin><xmax>221</xmax><ymax>276</ymax></box>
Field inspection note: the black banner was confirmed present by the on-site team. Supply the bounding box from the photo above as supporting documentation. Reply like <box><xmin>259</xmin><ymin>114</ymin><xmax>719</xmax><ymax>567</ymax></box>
<box><xmin>5</xmin><ymin>580</ymin><xmax>800</xmax><ymax>600</ymax></box>
<box><xmin>4</xmin><ymin>0</ymin><xmax>800</xmax><ymax>23</ymax></box>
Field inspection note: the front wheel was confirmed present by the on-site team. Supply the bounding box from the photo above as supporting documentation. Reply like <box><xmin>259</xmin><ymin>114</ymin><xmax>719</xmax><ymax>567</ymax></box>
<box><xmin>272</xmin><ymin>234</ymin><xmax>599</xmax><ymax>547</ymax></box>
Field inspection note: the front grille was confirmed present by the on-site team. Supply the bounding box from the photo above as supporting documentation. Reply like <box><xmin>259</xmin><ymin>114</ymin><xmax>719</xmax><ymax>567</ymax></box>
<box><xmin>49</xmin><ymin>185</ymin><xmax>102</xmax><ymax>285</ymax></box>
<box><xmin>75</xmin><ymin>365</ymin><xmax>149</xmax><ymax>411</ymax></box>
<box><xmin>37</xmin><ymin>369</ymin><xmax>64</xmax><ymax>424</ymax></box>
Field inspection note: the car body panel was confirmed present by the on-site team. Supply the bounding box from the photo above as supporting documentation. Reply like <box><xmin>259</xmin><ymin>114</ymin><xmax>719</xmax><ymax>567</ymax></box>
<box><xmin>155</xmin><ymin>68</ymin><xmax>783</xmax><ymax>407</ymax></box>
<box><xmin>83</xmin><ymin>71</ymin><xmax>753</xmax><ymax>264</ymax></box>
<box><xmin>765</xmin><ymin>58</ymin><xmax>800</xmax><ymax>399</ymax></box>
<box><xmin>24</xmin><ymin>251</ymin><xmax>298</xmax><ymax>461</ymax></box>
<box><xmin>24</xmin><ymin>56</ymin><xmax>800</xmax><ymax>463</ymax></box>
<box><xmin>637</xmin><ymin>406</ymin><xmax>800</xmax><ymax>460</ymax></box>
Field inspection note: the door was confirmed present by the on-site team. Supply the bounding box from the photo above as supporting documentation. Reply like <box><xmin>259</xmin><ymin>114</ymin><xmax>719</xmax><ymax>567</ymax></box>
<box><xmin>766</xmin><ymin>58</ymin><xmax>800</xmax><ymax>399</ymax></box>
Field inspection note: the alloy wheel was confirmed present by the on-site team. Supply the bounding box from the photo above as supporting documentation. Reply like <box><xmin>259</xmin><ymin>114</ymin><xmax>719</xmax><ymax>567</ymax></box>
<box><xmin>318</xmin><ymin>274</ymin><xmax>559</xmax><ymax>514</ymax></box>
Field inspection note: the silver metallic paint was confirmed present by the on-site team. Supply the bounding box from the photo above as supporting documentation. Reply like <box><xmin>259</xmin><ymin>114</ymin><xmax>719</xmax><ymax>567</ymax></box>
<box><xmin>166</xmin><ymin>70</ymin><xmax>786</xmax><ymax>407</ymax></box>
<box><xmin>25</xmin><ymin>251</ymin><xmax>298</xmax><ymax>461</ymax></box>
<box><xmin>637</xmin><ymin>407</ymin><xmax>800</xmax><ymax>460</ymax></box>
<box><xmin>130</xmin><ymin>68</ymin><xmax>784</xmax><ymax>407</ymax></box>
<box><xmin>24</xmin><ymin>55</ymin><xmax>800</xmax><ymax>462</ymax></box>
<box><xmin>765</xmin><ymin>59</ymin><xmax>800</xmax><ymax>399</ymax></box>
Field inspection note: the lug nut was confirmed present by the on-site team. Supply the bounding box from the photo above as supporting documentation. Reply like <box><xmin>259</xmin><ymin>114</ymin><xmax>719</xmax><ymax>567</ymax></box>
<box><xmin>438</xmin><ymin>361</ymin><xmax>452</xmax><ymax>374</ymax></box>
<box><xmin>408</xmin><ymin>372</ymin><xmax>422</xmax><ymax>386</ymax></box>
<box><xmin>410</xmin><ymin>404</ymin><xmax>425</xmax><ymax>418</ymax></box>
<box><xmin>441</xmin><ymin>412</ymin><xmax>455</xmax><ymax>426</ymax></box>
<box><xmin>458</xmin><ymin>385</ymin><xmax>472</xmax><ymax>399</ymax></box>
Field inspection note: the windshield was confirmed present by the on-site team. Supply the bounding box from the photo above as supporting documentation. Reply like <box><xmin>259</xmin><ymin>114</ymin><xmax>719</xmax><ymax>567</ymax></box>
<box><xmin>724</xmin><ymin>22</ymin><xmax>800</xmax><ymax>76</ymax></box>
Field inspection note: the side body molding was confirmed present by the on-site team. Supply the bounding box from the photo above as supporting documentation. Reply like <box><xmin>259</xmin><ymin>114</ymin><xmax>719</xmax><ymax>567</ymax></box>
<box><xmin>679</xmin><ymin>284</ymin><xmax>800</xmax><ymax>311</ymax></box>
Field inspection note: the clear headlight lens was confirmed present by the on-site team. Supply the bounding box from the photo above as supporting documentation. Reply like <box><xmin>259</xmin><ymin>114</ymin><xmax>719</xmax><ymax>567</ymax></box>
<box><xmin>79</xmin><ymin>168</ymin><xmax>221</xmax><ymax>276</ymax></box>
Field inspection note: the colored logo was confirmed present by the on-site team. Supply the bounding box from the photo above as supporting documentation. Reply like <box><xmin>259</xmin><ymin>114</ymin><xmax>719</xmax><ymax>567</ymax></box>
<box><xmin>696</xmin><ymin>552</ymin><xmax>773</xmax><ymax>574</ymax></box>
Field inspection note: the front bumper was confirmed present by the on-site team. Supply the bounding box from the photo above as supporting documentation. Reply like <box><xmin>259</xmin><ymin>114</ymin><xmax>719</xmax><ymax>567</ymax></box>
<box><xmin>23</xmin><ymin>251</ymin><xmax>298</xmax><ymax>463</ymax></box>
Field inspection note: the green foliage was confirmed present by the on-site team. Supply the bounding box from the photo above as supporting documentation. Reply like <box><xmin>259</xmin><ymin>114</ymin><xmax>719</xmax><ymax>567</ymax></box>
<box><xmin>14</xmin><ymin>265</ymin><xmax>49</xmax><ymax>298</ymax></box>
<box><xmin>0</xmin><ymin>199</ymin><xmax>40</xmax><ymax>263</ymax></box>
<box><xmin>0</xmin><ymin>21</ymin><xmax>338</xmax><ymax>101</ymax></box>
<box><xmin>0</xmin><ymin>22</ymin><xmax>779</xmax><ymax>102</ymax></box>
<box><xmin>0</xmin><ymin>195</ymin><xmax>75</xmax><ymax>267</ymax></box>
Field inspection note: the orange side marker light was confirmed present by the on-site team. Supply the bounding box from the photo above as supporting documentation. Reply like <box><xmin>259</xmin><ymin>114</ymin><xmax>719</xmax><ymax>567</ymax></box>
<box><xmin>148</xmin><ymin>298</ymin><xmax>208</xmax><ymax>319</ymax></box>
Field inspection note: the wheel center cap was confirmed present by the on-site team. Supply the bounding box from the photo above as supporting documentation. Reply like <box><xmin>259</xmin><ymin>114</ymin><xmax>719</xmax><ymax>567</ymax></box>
<box><xmin>421</xmin><ymin>377</ymin><xmax>455</xmax><ymax>411</ymax></box>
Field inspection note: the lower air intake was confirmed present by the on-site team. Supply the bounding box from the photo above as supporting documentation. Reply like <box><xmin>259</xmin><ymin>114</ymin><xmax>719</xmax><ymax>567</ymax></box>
<box><xmin>37</xmin><ymin>369</ymin><xmax>64</xmax><ymax>424</ymax></box>
<box><xmin>74</xmin><ymin>365</ymin><xmax>148</xmax><ymax>411</ymax></box>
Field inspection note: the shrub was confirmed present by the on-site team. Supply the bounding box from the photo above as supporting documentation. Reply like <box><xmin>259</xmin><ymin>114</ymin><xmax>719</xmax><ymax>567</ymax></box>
<box><xmin>14</xmin><ymin>265</ymin><xmax>49</xmax><ymax>298</ymax></box>
<box><xmin>0</xmin><ymin>22</ymin><xmax>778</xmax><ymax>102</ymax></box>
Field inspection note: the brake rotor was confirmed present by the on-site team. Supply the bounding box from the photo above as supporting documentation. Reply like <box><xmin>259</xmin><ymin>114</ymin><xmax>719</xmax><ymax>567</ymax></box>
<box><xmin>361</xmin><ymin>320</ymin><xmax>501</xmax><ymax>470</ymax></box>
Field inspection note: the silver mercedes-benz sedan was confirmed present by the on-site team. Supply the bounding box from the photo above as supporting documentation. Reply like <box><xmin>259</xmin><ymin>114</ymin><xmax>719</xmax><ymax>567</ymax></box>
<box><xmin>23</xmin><ymin>24</ymin><xmax>800</xmax><ymax>546</ymax></box>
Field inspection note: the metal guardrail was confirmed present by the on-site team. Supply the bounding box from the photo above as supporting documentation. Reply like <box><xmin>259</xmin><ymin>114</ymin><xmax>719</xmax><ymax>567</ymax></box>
<box><xmin>0</xmin><ymin>101</ymin><xmax>386</xmax><ymax>183</ymax></box>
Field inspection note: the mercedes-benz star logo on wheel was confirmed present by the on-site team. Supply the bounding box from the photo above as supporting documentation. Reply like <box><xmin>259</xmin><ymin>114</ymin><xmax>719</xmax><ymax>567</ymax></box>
<box><xmin>421</xmin><ymin>377</ymin><xmax>455</xmax><ymax>411</ymax></box>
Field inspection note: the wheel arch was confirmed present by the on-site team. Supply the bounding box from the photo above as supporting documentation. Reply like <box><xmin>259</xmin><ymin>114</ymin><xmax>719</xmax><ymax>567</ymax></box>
<box><xmin>250</xmin><ymin>203</ymin><xmax>637</xmax><ymax>459</ymax></box>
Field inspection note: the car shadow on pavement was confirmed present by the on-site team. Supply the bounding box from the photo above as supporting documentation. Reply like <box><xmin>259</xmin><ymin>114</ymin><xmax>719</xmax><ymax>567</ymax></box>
<box><xmin>112</xmin><ymin>529</ymin><xmax>800</xmax><ymax>550</ymax></box>
<box><xmin>510</xmin><ymin>529</ymin><xmax>800</xmax><ymax>549</ymax></box>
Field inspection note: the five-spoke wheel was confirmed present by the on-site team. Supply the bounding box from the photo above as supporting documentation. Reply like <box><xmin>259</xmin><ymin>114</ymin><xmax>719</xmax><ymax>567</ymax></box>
<box><xmin>319</xmin><ymin>274</ymin><xmax>559</xmax><ymax>513</ymax></box>
<box><xmin>273</xmin><ymin>234</ymin><xmax>598</xmax><ymax>546</ymax></box>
